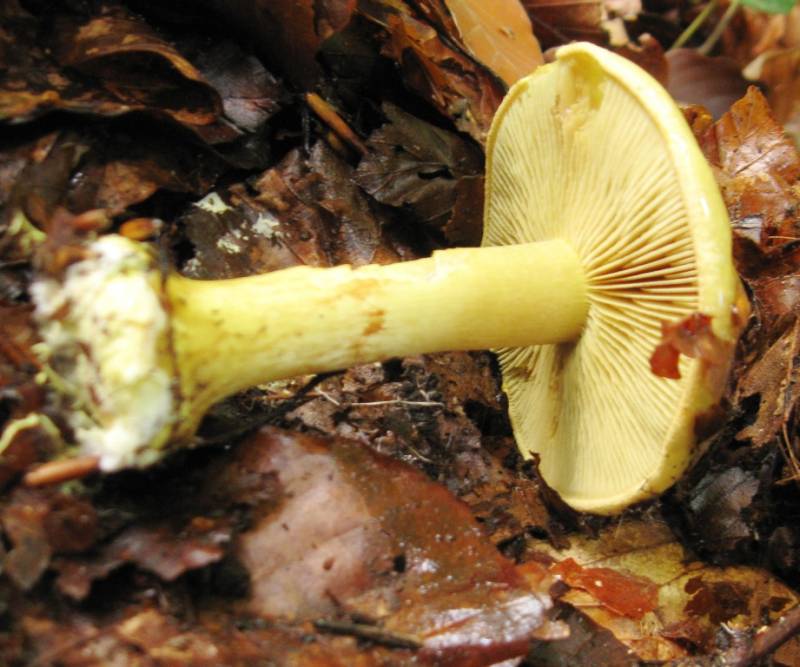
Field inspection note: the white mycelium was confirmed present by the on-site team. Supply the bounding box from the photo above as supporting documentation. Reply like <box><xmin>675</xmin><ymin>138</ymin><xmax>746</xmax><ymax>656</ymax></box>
<box><xmin>32</xmin><ymin>235</ymin><xmax>175</xmax><ymax>470</ymax></box>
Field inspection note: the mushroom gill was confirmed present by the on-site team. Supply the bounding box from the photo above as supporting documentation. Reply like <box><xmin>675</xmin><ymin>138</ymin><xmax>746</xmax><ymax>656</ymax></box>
<box><xmin>483</xmin><ymin>45</ymin><xmax>729</xmax><ymax>512</ymax></box>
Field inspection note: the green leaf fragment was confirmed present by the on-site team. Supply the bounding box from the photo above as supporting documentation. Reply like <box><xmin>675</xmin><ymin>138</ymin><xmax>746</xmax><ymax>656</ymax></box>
<box><xmin>740</xmin><ymin>0</ymin><xmax>795</xmax><ymax>14</ymax></box>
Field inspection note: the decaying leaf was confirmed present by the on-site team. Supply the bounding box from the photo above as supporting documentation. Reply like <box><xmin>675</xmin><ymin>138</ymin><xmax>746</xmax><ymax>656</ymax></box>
<box><xmin>176</xmin><ymin>140</ymin><xmax>406</xmax><ymax>281</ymax></box>
<box><xmin>355</xmin><ymin>103</ymin><xmax>484</xmax><ymax>241</ymax></box>
<box><xmin>694</xmin><ymin>87</ymin><xmax>800</xmax><ymax>455</ymax></box>
<box><xmin>232</xmin><ymin>427</ymin><xmax>559</xmax><ymax>664</ymax></box>
<box><xmin>55</xmin><ymin>518</ymin><xmax>232</xmax><ymax>601</ymax></box>
<box><xmin>650</xmin><ymin>312</ymin><xmax>733</xmax><ymax>381</ymax></box>
<box><xmin>21</xmin><ymin>606</ymin><xmax>407</xmax><ymax>666</ymax></box>
<box><xmin>521</xmin><ymin>0</ymin><xmax>606</xmax><ymax>50</ymax></box>
<box><xmin>200</xmin><ymin>0</ymin><xmax>356</xmax><ymax>90</ymax></box>
<box><xmin>357</xmin><ymin>3</ymin><xmax>506</xmax><ymax>143</ymax></box>
<box><xmin>736</xmin><ymin>319</ymin><xmax>800</xmax><ymax>446</ymax></box>
<box><xmin>526</xmin><ymin>517</ymin><xmax>800</xmax><ymax>662</ymax></box>
<box><xmin>745</xmin><ymin>46</ymin><xmax>800</xmax><ymax>145</ymax></box>
<box><xmin>8</xmin><ymin>2</ymin><xmax>800</xmax><ymax>665</ymax></box>
<box><xmin>706</xmin><ymin>87</ymin><xmax>800</xmax><ymax>250</ymax></box>
<box><xmin>416</xmin><ymin>0</ymin><xmax>544</xmax><ymax>86</ymax></box>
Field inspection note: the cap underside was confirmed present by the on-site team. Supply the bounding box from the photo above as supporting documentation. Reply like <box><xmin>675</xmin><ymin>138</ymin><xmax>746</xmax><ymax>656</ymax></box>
<box><xmin>483</xmin><ymin>44</ymin><xmax>737</xmax><ymax>513</ymax></box>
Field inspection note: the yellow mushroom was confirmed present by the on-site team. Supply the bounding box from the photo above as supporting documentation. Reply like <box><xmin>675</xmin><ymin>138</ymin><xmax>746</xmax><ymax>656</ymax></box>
<box><xmin>31</xmin><ymin>43</ymin><xmax>743</xmax><ymax>513</ymax></box>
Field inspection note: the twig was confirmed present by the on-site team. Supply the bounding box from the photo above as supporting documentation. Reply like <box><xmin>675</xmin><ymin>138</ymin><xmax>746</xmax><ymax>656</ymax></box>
<box><xmin>24</xmin><ymin>456</ymin><xmax>99</xmax><ymax>486</ymax></box>
<box><xmin>305</xmin><ymin>93</ymin><xmax>368</xmax><ymax>156</ymax></box>
<box><xmin>313</xmin><ymin>619</ymin><xmax>422</xmax><ymax>650</ymax></box>
<box><xmin>698</xmin><ymin>0</ymin><xmax>741</xmax><ymax>55</ymax></box>
<box><xmin>349</xmin><ymin>399</ymin><xmax>444</xmax><ymax>408</ymax></box>
<box><xmin>671</xmin><ymin>0</ymin><xmax>719</xmax><ymax>50</ymax></box>
<box><xmin>310</xmin><ymin>390</ymin><xmax>444</xmax><ymax>409</ymax></box>
<box><xmin>672</xmin><ymin>606</ymin><xmax>800</xmax><ymax>666</ymax></box>
<box><xmin>722</xmin><ymin>605</ymin><xmax>800</xmax><ymax>666</ymax></box>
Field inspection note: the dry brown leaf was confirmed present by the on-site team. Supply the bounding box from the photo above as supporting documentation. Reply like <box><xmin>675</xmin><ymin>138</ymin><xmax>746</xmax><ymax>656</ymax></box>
<box><xmin>521</xmin><ymin>0</ymin><xmax>606</xmax><ymax>50</ymax></box>
<box><xmin>373</xmin><ymin>9</ymin><xmax>505</xmax><ymax>143</ymax></box>
<box><xmin>354</xmin><ymin>103</ymin><xmax>483</xmax><ymax>237</ymax></box>
<box><xmin>736</xmin><ymin>319</ymin><xmax>800</xmax><ymax>446</ymax></box>
<box><xmin>706</xmin><ymin>87</ymin><xmax>800</xmax><ymax>250</ymax></box>
<box><xmin>745</xmin><ymin>47</ymin><xmax>800</xmax><ymax>144</ymax></box>
<box><xmin>439</xmin><ymin>0</ymin><xmax>543</xmax><ymax>85</ymax></box>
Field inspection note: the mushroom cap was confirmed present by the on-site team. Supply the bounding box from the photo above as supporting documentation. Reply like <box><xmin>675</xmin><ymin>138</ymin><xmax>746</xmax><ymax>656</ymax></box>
<box><xmin>482</xmin><ymin>42</ymin><xmax>741</xmax><ymax>514</ymax></box>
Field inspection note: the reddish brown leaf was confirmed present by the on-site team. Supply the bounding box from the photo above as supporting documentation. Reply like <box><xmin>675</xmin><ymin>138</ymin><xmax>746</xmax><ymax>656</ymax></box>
<box><xmin>527</xmin><ymin>518</ymin><xmax>800</xmax><ymax>661</ymax></box>
<box><xmin>0</xmin><ymin>4</ymin><xmax>225</xmax><ymax>135</ymax></box>
<box><xmin>52</xmin><ymin>8</ymin><xmax>221</xmax><ymax>127</ymax></box>
<box><xmin>551</xmin><ymin>557</ymin><xmax>659</xmax><ymax>620</ymax></box>
<box><xmin>706</xmin><ymin>87</ymin><xmax>800</xmax><ymax>251</ymax></box>
<box><xmin>650</xmin><ymin>313</ymin><xmax>732</xmax><ymax>380</ymax></box>
<box><xmin>233</xmin><ymin>427</ymin><xmax>555</xmax><ymax>664</ymax></box>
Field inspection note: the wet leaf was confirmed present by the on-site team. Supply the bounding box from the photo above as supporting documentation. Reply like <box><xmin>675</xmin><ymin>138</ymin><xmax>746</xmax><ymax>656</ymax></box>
<box><xmin>550</xmin><ymin>557</ymin><xmax>659</xmax><ymax>620</ymax></box>
<box><xmin>52</xmin><ymin>7</ymin><xmax>222</xmax><ymax>127</ymax></box>
<box><xmin>233</xmin><ymin>427</ymin><xmax>557</xmax><ymax>664</ymax></box>
<box><xmin>0</xmin><ymin>4</ymin><xmax>221</xmax><ymax>132</ymax></box>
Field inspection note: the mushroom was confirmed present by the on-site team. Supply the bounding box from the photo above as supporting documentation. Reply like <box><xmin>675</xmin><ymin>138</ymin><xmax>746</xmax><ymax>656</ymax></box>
<box><xmin>30</xmin><ymin>43</ymin><xmax>743</xmax><ymax>513</ymax></box>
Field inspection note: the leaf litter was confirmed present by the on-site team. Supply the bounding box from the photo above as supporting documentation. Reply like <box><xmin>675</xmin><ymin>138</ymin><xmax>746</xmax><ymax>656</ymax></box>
<box><xmin>4</xmin><ymin>0</ymin><xmax>800</xmax><ymax>665</ymax></box>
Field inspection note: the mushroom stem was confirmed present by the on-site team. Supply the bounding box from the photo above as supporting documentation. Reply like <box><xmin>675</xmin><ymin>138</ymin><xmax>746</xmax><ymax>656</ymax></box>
<box><xmin>168</xmin><ymin>239</ymin><xmax>588</xmax><ymax>435</ymax></box>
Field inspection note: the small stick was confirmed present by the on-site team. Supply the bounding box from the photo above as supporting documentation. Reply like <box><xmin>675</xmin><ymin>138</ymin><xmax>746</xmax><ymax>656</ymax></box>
<box><xmin>723</xmin><ymin>605</ymin><xmax>800</xmax><ymax>667</ymax></box>
<box><xmin>313</xmin><ymin>619</ymin><xmax>422</xmax><ymax>650</ymax></box>
<box><xmin>670</xmin><ymin>0</ymin><xmax>719</xmax><ymax>50</ymax></box>
<box><xmin>675</xmin><ymin>605</ymin><xmax>800</xmax><ymax>666</ymax></box>
<box><xmin>698</xmin><ymin>0</ymin><xmax>741</xmax><ymax>55</ymax></box>
<box><xmin>305</xmin><ymin>93</ymin><xmax>369</xmax><ymax>156</ymax></box>
<box><xmin>24</xmin><ymin>456</ymin><xmax>99</xmax><ymax>486</ymax></box>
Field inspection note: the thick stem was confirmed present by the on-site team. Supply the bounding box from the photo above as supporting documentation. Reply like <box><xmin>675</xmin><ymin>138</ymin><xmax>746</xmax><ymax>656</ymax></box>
<box><xmin>167</xmin><ymin>240</ymin><xmax>588</xmax><ymax>428</ymax></box>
